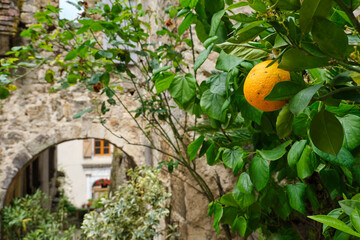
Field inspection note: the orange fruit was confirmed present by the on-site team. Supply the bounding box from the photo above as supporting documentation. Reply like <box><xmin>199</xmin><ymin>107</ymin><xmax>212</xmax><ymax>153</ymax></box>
<box><xmin>243</xmin><ymin>60</ymin><xmax>291</xmax><ymax>112</ymax></box>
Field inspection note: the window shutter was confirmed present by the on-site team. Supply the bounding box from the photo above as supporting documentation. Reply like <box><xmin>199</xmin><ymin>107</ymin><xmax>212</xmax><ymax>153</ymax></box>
<box><xmin>83</xmin><ymin>139</ymin><xmax>92</xmax><ymax>158</ymax></box>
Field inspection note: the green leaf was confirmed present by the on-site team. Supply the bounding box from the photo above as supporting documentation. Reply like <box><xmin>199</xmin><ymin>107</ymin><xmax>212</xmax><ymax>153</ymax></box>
<box><xmin>180</xmin><ymin>0</ymin><xmax>198</xmax><ymax>7</ymax></box>
<box><xmin>204</xmin><ymin>36</ymin><xmax>218</xmax><ymax>48</ymax></box>
<box><xmin>308</xmin><ymin>215</ymin><xmax>360</xmax><ymax>237</ymax></box>
<box><xmin>235</xmin><ymin>21</ymin><xmax>266</xmax><ymax>43</ymax></box>
<box><xmin>279</xmin><ymin>48</ymin><xmax>329</xmax><ymax>71</ymax></box>
<box><xmin>249</xmin><ymin>156</ymin><xmax>269</xmax><ymax>191</ymax></box>
<box><xmin>194</xmin><ymin>43</ymin><xmax>214</xmax><ymax>72</ymax></box>
<box><xmin>206</xmin><ymin>140</ymin><xmax>220</xmax><ymax>165</ymax></box>
<box><xmin>231</xmin><ymin>216</ymin><xmax>247</xmax><ymax>237</ymax></box>
<box><xmin>100</xmin><ymin>72</ymin><xmax>110</xmax><ymax>86</ymax></box>
<box><xmin>45</xmin><ymin>70</ymin><xmax>55</xmax><ymax>84</ymax></box>
<box><xmin>64</xmin><ymin>49</ymin><xmax>77</xmax><ymax>61</ymax></box>
<box><xmin>276</xmin><ymin>105</ymin><xmax>294</xmax><ymax>139</ymax></box>
<box><xmin>310</xmin><ymin>110</ymin><xmax>344</xmax><ymax>156</ymax></box>
<box><xmin>209</xmin><ymin>10</ymin><xmax>225</xmax><ymax>37</ymax></box>
<box><xmin>237</xmin><ymin>95</ymin><xmax>263</xmax><ymax>125</ymax></box>
<box><xmin>232</xmin><ymin>189</ymin><xmax>256</xmax><ymax>209</ymax></box>
<box><xmin>286</xmin><ymin>182</ymin><xmax>307</xmax><ymax>214</ymax></box>
<box><xmin>178</xmin><ymin>12</ymin><xmax>195</xmax><ymax>36</ymax></box>
<box><xmin>169</xmin><ymin>74</ymin><xmax>197</xmax><ymax>107</ymax></box>
<box><xmin>98</xmin><ymin>50</ymin><xmax>113</xmax><ymax>58</ymax></box>
<box><xmin>222</xmin><ymin>147</ymin><xmax>246</xmax><ymax>175</ymax></box>
<box><xmin>153</xmin><ymin>65</ymin><xmax>172</xmax><ymax>75</ymax></box>
<box><xmin>265</xmin><ymin>81</ymin><xmax>305</xmax><ymax>101</ymax></box>
<box><xmin>206</xmin><ymin>72</ymin><xmax>228</xmax><ymax>96</ymax></box>
<box><xmin>200</xmin><ymin>89</ymin><xmax>226</xmax><ymax>121</ymax></box>
<box><xmin>248</xmin><ymin>0</ymin><xmax>267</xmax><ymax>12</ymax></box>
<box><xmin>312</xmin><ymin>17</ymin><xmax>348</xmax><ymax>59</ymax></box>
<box><xmin>287</xmin><ymin>140</ymin><xmax>307</xmax><ymax>167</ymax></box>
<box><xmin>216</xmin><ymin>42</ymin><xmax>269</xmax><ymax>60</ymax></box>
<box><xmin>338</xmin><ymin>114</ymin><xmax>360</xmax><ymax>151</ymax></box>
<box><xmin>257</xmin><ymin>140</ymin><xmax>292</xmax><ymax>161</ymax></box>
<box><xmin>155</xmin><ymin>72</ymin><xmax>175</xmax><ymax>93</ymax></box>
<box><xmin>215</xmin><ymin>51</ymin><xmax>243</xmax><ymax>72</ymax></box>
<box><xmin>219</xmin><ymin>193</ymin><xmax>240</xmax><ymax>208</ymax></box>
<box><xmin>350</xmin><ymin>208</ymin><xmax>360</xmax><ymax>233</ymax></box>
<box><xmin>339</xmin><ymin>200</ymin><xmax>360</xmax><ymax>216</ymax></box>
<box><xmin>0</xmin><ymin>87</ymin><xmax>10</xmax><ymax>99</ymax></box>
<box><xmin>208</xmin><ymin>202</ymin><xmax>223</xmax><ymax>234</ymax></box>
<box><xmin>296</xmin><ymin>145</ymin><xmax>317</xmax><ymax>179</ymax></box>
<box><xmin>300</xmin><ymin>0</ymin><xmax>333</xmax><ymax>34</ymax></box>
<box><xmin>237</xmin><ymin>172</ymin><xmax>254</xmax><ymax>194</ymax></box>
<box><xmin>306</xmin><ymin>185</ymin><xmax>320</xmax><ymax>212</ymax></box>
<box><xmin>270</xmin><ymin>0</ymin><xmax>300</xmax><ymax>10</ymax></box>
<box><xmin>188</xmin><ymin>135</ymin><xmax>205</xmax><ymax>162</ymax></box>
<box><xmin>73</xmin><ymin>108</ymin><xmax>93</xmax><ymax>119</ymax></box>
<box><xmin>226</xmin><ymin>1</ymin><xmax>248</xmax><ymax>10</ymax></box>
<box><xmin>89</xmin><ymin>73</ymin><xmax>102</xmax><ymax>85</ymax></box>
<box><xmin>320</xmin><ymin>169</ymin><xmax>342</xmax><ymax>199</ymax></box>
<box><xmin>313</xmin><ymin>145</ymin><xmax>355</xmax><ymax>168</ymax></box>
<box><xmin>227</xmin><ymin>13</ymin><xmax>257</xmax><ymax>23</ymax></box>
<box><xmin>289</xmin><ymin>82</ymin><xmax>324</xmax><ymax>115</ymax></box>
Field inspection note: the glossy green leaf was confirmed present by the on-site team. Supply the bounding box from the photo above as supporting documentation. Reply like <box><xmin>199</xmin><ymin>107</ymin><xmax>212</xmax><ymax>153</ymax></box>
<box><xmin>232</xmin><ymin>189</ymin><xmax>256</xmax><ymax>209</ymax></box>
<box><xmin>0</xmin><ymin>87</ymin><xmax>10</xmax><ymax>99</ymax></box>
<box><xmin>339</xmin><ymin>200</ymin><xmax>360</xmax><ymax>216</ymax></box>
<box><xmin>257</xmin><ymin>140</ymin><xmax>292</xmax><ymax>161</ymax></box>
<box><xmin>194</xmin><ymin>44</ymin><xmax>215</xmax><ymax>72</ymax></box>
<box><xmin>296</xmin><ymin>145</ymin><xmax>317</xmax><ymax>179</ymax></box>
<box><xmin>276</xmin><ymin>105</ymin><xmax>294</xmax><ymax>139</ymax></box>
<box><xmin>89</xmin><ymin>73</ymin><xmax>102</xmax><ymax>85</ymax></box>
<box><xmin>231</xmin><ymin>216</ymin><xmax>247</xmax><ymax>237</ymax></box>
<box><xmin>178</xmin><ymin>12</ymin><xmax>195</xmax><ymax>36</ymax></box>
<box><xmin>215</xmin><ymin>51</ymin><xmax>243</xmax><ymax>72</ymax></box>
<box><xmin>98</xmin><ymin>50</ymin><xmax>113</xmax><ymax>58</ymax></box>
<box><xmin>216</xmin><ymin>42</ymin><xmax>269</xmax><ymax>60</ymax></box>
<box><xmin>248</xmin><ymin>0</ymin><xmax>267</xmax><ymax>12</ymax></box>
<box><xmin>227</xmin><ymin>13</ymin><xmax>257</xmax><ymax>23</ymax></box>
<box><xmin>225</xmin><ymin>1</ymin><xmax>248</xmax><ymax>10</ymax></box>
<box><xmin>237</xmin><ymin>172</ymin><xmax>254</xmax><ymax>194</ymax></box>
<box><xmin>235</xmin><ymin>21</ymin><xmax>266</xmax><ymax>43</ymax></box>
<box><xmin>270</xmin><ymin>0</ymin><xmax>300</xmax><ymax>10</ymax></box>
<box><xmin>170</xmin><ymin>74</ymin><xmax>197</xmax><ymax>107</ymax></box>
<box><xmin>312</xmin><ymin>17</ymin><xmax>348</xmax><ymax>59</ymax></box>
<box><xmin>279</xmin><ymin>48</ymin><xmax>329</xmax><ymax>71</ymax></box>
<box><xmin>64</xmin><ymin>49</ymin><xmax>77</xmax><ymax>61</ymax></box>
<box><xmin>338</xmin><ymin>114</ymin><xmax>360</xmax><ymax>151</ymax></box>
<box><xmin>188</xmin><ymin>135</ymin><xmax>205</xmax><ymax>162</ymax></box>
<box><xmin>287</xmin><ymin>140</ymin><xmax>307</xmax><ymax>167</ymax></box>
<box><xmin>206</xmin><ymin>72</ymin><xmax>228</xmax><ymax>96</ymax></box>
<box><xmin>265</xmin><ymin>81</ymin><xmax>305</xmax><ymax>101</ymax></box>
<box><xmin>249</xmin><ymin>156</ymin><xmax>269</xmax><ymax>191</ymax></box>
<box><xmin>200</xmin><ymin>89</ymin><xmax>226</xmax><ymax>121</ymax></box>
<box><xmin>209</xmin><ymin>10</ymin><xmax>225</xmax><ymax>37</ymax></box>
<box><xmin>300</xmin><ymin>0</ymin><xmax>333</xmax><ymax>34</ymax></box>
<box><xmin>180</xmin><ymin>0</ymin><xmax>198</xmax><ymax>7</ymax></box>
<box><xmin>204</xmin><ymin>36</ymin><xmax>218</xmax><ymax>48</ymax></box>
<box><xmin>154</xmin><ymin>72</ymin><xmax>175</xmax><ymax>93</ymax></box>
<box><xmin>237</xmin><ymin>95</ymin><xmax>263</xmax><ymax>125</ymax></box>
<box><xmin>350</xmin><ymin>208</ymin><xmax>360</xmax><ymax>233</ymax></box>
<box><xmin>219</xmin><ymin>193</ymin><xmax>240</xmax><ymax>208</ymax></box>
<box><xmin>289</xmin><ymin>82</ymin><xmax>324</xmax><ymax>115</ymax></box>
<box><xmin>222</xmin><ymin>147</ymin><xmax>246</xmax><ymax>175</ymax></box>
<box><xmin>308</xmin><ymin>215</ymin><xmax>360</xmax><ymax>237</ymax></box>
<box><xmin>208</xmin><ymin>202</ymin><xmax>223</xmax><ymax>234</ymax></box>
<box><xmin>286</xmin><ymin>182</ymin><xmax>307</xmax><ymax>214</ymax></box>
<box><xmin>310</xmin><ymin>110</ymin><xmax>344</xmax><ymax>156</ymax></box>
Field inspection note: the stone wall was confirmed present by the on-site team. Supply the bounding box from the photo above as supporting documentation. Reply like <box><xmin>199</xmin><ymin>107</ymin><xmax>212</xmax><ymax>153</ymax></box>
<box><xmin>0</xmin><ymin>0</ymin><xmax>241</xmax><ymax>239</ymax></box>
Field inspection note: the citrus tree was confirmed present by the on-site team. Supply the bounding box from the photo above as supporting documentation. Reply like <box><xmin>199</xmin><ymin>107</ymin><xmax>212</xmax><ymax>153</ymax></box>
<box><xmin>1</xmin><ymin>0</ymin><xmax>360</xmax><ymax>239</ymax></box>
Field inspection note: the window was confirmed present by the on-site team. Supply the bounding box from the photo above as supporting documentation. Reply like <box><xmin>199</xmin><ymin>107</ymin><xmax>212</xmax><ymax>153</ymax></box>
<box><xmin>94</xmin><ymin>139</ymin><xmax>111</xmax><ymax>156</ymax></box>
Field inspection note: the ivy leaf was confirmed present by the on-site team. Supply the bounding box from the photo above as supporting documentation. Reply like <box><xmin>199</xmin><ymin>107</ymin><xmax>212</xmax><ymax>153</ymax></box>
<box><xmin>257</xmin><ymin>140</ymin><xmax>292</xmax><ymax>161</ymax></box>
<box><xmin>237</xmin><ymin>172</ymin><xmax>253</xmax><ymax>194</ymax></box>
<box><xmin>169</xmin><ymin>74</ymin><xmax>197</xmax><ymax>107</ymax></box>
<box><xmin>312</xmin><ymin>17</ymin><xmax>348</xmax><ymax>59</ymax></box>
<box><xmin>276</xmin><ymin>105</ymin><xmax>294</xmax><ymax>139</ymax></box>
<box><xmin>310</xmin><ymin>110</ymin><xmax>344</xmax><ymax>156</ymax></box>
<box><xmin>219</xmin><ymin>193</ymin><xmax>240</xmax><ymax>208</ymax></box>
<box><xmin>207</xmin><ymin>202</ymin><xmax>223</xmax><ymax>234</ymax></box>
<box><xmin>286</xmin><ymin>183</ymin><xmax>307</xmax><ymax>214</ymax></box>
<box><xmin>308</xmin><ymin>215</ymin><xmax>360</xmax><ymax>237</ymax></box>
<box><xmin>187</xmin><ymin>135</ymin><xmax>205</xmax><ymax>162</ymax></box>
<box><xmin>287</xmin><ymin>140</ymin><xmax>307</xmax><ymax>167</ymax></box>
<box><xmin>215</xmin><ymin>50</ymin><xmax>243</xmax><ymax>72</ymax></box>
<box><xmin>289</xmin><ymin>82</ymin><xmax>324</xmax><ymax>115</ymax></box>
<box><xmin>249</xmin><ymin>156</ymin><xmax>269</xmax><ymax>191</ymax></box>
<box><xmin>154</xmin><ymin>72</ymin><xmax>175</xmax><ymax>93</ymax></box>
<box><xmin>222</xmin><ymin>147</ymin><xmax>246</xmax><ymax>175</ymax></box>
<box><xmin>178</xmin><ymin>12</ymin><xmax>195</xmax><ymax>36</ymax></box>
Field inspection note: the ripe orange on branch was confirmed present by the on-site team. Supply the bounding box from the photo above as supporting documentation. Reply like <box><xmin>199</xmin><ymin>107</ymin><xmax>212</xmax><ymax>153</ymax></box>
<box><xmin>243</xmin><ymin>60</ymin><xmax>291</xmax><ymax>112</ymax></box>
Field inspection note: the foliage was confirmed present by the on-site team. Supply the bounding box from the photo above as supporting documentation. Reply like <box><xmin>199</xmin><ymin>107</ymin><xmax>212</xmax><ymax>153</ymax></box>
<box><xmin>0</xmin><ymin>190</ymin><xmax>75</xmax><ymax>240</ymax></box>
<box><xmin>1</xmin><ymin>0</ymin><xmax>360</xmax><ymax>239</ymax></box>
<box><xmin>81</xmin><ymin>167</ymin><xmax>171</xmax><ymax>239</ymax></box>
